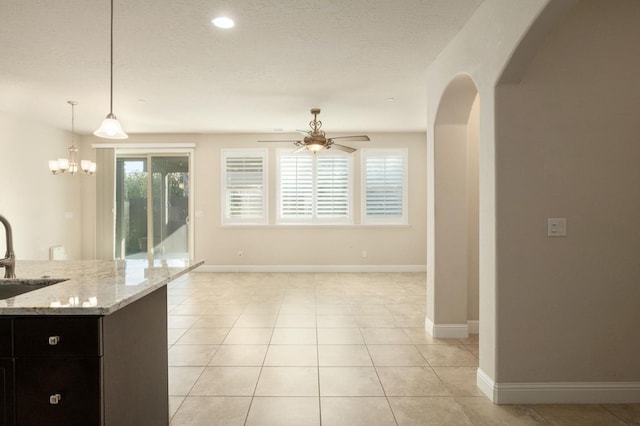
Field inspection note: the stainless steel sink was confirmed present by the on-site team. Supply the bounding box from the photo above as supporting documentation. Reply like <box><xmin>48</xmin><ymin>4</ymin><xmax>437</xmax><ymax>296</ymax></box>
<box><xmin>0</xmin><ymin>277</ymin><xmax>68</xmax><ymax>300</ymax></box>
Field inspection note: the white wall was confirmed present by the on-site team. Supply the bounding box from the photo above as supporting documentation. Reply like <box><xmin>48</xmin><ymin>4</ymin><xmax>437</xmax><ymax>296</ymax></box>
<box><xmin>0</xmin><ymin>110</ymin><xmax>84</xmax><ymax>261</ymax></box>
<box><xmin>83</xmin><ymin>132</ymin><xmax>427</xmax><ymax>269</ymax></box>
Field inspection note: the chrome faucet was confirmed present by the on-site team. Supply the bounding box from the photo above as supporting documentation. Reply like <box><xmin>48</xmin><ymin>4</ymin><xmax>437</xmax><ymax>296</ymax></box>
<box><xmin>0</xmin><ymin>214</ymin><xmax>16</xmax><ymax>278</ymax></box>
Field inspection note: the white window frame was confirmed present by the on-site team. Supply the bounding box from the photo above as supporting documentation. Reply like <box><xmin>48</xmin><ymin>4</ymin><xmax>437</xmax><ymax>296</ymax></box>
<box><xmin>276</xmin><ymin>149</ymin><xmax>353</xmax><ymax>225</ymax></box>
<box><xmin>221</xmin><ymin>149</ymin><xmax>268</xmax><ymax>225</ymax></box>
<box><xmin>361</xmin><ymin>148</ymin><xmax>408</xmax><ymax>225</ymax></box>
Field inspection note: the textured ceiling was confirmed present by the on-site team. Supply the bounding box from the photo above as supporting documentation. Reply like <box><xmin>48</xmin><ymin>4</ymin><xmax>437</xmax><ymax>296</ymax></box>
<box><xmin>0</xmin><ymin>0</ymin><xmax>483</xmax><ymax>135</ymax></box>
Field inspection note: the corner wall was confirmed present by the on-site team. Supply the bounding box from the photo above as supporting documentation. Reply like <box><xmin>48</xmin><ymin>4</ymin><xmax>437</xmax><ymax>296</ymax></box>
<box><xmin>494</xmin><ymin>0</ymin><xmax>640</xmax><ymax>392</ymax></box>
<box><xmin>426</xmin><ymin>0</ymin><xmax>579</xmax><ymax>398</ymax></box>
<box><xmin>426</xmin><ymin>0</ymin><xmax>568</xmax><ymax>382</ymax></box>
<box><xmin>428</xmin><ymin>0</ymin><xmax>640</xmax><ymax>403</ymax></box>
<box><xmin>0</xmin><ymin>111</ymin><xmax>83</xmax><ymax>260</ymax></box>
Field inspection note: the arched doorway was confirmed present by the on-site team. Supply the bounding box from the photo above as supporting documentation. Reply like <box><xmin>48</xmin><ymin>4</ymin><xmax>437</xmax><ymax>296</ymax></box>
<box><xmin>426</xmin><ymin>74</ymin><xmax>479</xmax><ymax>339</ymax></box>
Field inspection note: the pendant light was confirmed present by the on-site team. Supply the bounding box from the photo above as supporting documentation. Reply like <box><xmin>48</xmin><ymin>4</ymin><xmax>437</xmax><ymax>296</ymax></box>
<box><xmin>94</xmin><ymin>0</ymin><xmax>128</xmax><ymax>139</ymax></box>
<box><xmin>49</xmin><ymin>101</ymin><xmax>97</xmax><ymax>175</ymax></box>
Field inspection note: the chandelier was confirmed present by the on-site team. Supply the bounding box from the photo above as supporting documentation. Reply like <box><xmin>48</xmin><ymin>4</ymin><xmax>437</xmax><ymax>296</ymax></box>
<box><xmin>49</xmin><ymin>101</ymin><xmax>96</xmax><ymax>175</ymax></box>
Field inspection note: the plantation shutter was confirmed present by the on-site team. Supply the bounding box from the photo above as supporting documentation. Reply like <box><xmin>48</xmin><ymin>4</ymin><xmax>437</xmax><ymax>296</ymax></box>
<box><xmin>278</xmin><ymin>151</ymin><xmax>352</xmax><ymax>223</ymax></box>
<box><xmin>223</xmin><ymin>150</ymin><xmax>267</xmax><ymax>223</ymax></box>
<box><xmin>363</xmin><ymin>150</ymin><xmax>407</xmax><ymax>224</ymax></box>
<box><xmin>279</xmin><ymin>155</ymin><xmax>313</xmax><ymax>219</ymax></box>
<box><xmin>316</xmin><ymin>156</ymin><xmax>350</xmax><ymax>218</ymax></box>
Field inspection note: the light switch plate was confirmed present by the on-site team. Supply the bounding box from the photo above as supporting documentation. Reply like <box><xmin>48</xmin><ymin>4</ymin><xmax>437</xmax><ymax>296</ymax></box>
<box><xmin>547</xmin><ymin>218</ymin><xmax>567</xmax><ymax>237</ymax></box>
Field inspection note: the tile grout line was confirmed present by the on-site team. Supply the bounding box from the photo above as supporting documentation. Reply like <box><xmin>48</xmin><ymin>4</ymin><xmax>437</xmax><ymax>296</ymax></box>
<box><xmin>597</xmin><ymin>404</ymin><xmax>632</xmax><ymax>426</ymax></box>
<box><xmin>362</xmin><ymin>326</ymin><xmax>400</xmax><ymax>426</ymax></box>
<box><xmin>242</xmin><ymin>297</ymin><xmax>281</xmax><ymax>426</ymax></box>
<box><xmin>315</xmin><ymin>281</ymin><xmax>323</xmax><ymax>426</ymax></box>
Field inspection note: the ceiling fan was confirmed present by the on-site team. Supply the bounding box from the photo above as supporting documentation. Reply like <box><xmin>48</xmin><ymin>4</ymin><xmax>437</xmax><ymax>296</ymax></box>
<box><xmin>259</xmin><ymin>108</ymin><xmax>370</xmax><ymax>153</ymax></box>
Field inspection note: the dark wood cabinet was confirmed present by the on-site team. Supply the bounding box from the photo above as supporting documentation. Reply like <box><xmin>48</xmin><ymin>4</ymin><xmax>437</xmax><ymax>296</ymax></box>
<box><xmin>1</xmin><ymin>319</ymin><xmax>13</xmax><ymax>426</ymax></box>
<box><xmin>0</xmin><ymin>320</ymin><xmax>11</xmax><ymax>358</ymax></box>
<box><xmin>14</xmin><ymin>317</ymin><xmax>102</xmax><ymax>358</ymax></box>
<box><xmin>15</xmin><ymin>358</ymin><xmax>101</xmax><ymax>426</ymax></box>
<box><xmin>0</xmin><ymin>359</ymin><xmax>14</xmax><ymax>426</ymax></box>
<box><xmin>1</xmin><ymin>286</ymin><xmax>168</xmax><ymax>426</ymax></box>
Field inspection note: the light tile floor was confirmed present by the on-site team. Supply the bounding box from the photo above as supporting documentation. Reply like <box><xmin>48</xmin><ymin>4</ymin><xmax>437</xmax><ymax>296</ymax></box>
<box><xmin>167</xmin><ymin>272</ymin><xmax>640</xmax><ymax>425</ymax></box>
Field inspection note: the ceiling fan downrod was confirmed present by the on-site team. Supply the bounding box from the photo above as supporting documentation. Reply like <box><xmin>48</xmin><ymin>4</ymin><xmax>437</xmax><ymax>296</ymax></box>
<box><xmin>309</xmin><ymin>108</ymin><xmax>323</xmax><ymax>136</ymax></box>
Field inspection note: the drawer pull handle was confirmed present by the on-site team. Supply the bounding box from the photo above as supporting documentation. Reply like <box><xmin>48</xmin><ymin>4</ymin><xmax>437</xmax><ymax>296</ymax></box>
<box><xmin>49</xmin><ymin>394</ymin><xmax>62</xmax><ymax>405</ymax></box>
<box><xmin>48</xmin><ymin>336</ymin><xmax>61</xmax><ymax>345</ymax></box>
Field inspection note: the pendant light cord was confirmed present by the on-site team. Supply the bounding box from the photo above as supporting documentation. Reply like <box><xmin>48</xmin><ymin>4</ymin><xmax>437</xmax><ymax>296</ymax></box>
<box><xmin>110</xmin><ymin>0</ymin><xmax>114</xmax><ymax>115</ymax></box>
<box><xmin>71</xmin><ymin>102</ymin><xmax>75</xmax><ymax>145</ymax></box>
<box><xmin>93</xmin><ymin>0</ymin><xmax>127</xmax><ymax>139</ymax></box>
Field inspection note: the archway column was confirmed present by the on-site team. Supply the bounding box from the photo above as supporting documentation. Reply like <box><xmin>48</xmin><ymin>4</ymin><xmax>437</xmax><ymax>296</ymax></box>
<box><xmin>426</xmin><ymin>124</ymin><xmax>470</xmax><ymax>338</ymax></box>
<box><xmin>426</xmin><ymin>75</ymin><xmax>479</xmax><ymax>339</ymax></box>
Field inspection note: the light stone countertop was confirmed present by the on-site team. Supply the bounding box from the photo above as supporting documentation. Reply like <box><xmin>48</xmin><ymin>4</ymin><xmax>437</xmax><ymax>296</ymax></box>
<box><xmin>0</xmin><ymin>259</ymin><xmax>203</xmax><ymax>315</ymax></box>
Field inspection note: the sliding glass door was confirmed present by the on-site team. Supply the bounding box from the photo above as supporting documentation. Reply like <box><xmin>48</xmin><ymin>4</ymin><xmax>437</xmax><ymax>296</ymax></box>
<box><xmin>115</xmin><ymin>154</ymin><xmax>191</xmax><ymax>261</ymax></box>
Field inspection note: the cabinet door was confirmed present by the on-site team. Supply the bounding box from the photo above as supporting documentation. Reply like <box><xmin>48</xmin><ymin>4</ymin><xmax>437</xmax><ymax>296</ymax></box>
<box><xmin>15</xmin><ymin>358</ymin><xmax>101</xmax><ymax>426</ymax></box>
<box><xmin>0</xmin><ymin>359</ymin><xmax>14</xmax><ymax>426</ymax></box>
<box><xmin>0</xmin><ymin>320</ymin><xmax>10</xmax><ymax>358</ymax></box>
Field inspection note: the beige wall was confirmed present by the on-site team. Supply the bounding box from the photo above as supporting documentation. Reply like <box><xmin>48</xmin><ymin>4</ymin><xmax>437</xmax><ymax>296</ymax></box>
<box><xmin>82</xmin><ymin>132</ymin><xmax>427</xmax><ymax>268</ymax></box>
<box><xmin>428</xmin><ymin>0</ymin><xmax>639</xmax><ymax>402</ymax></box>
<box><xmin>466</xmin><ymin>95</ymin><xmax>479</xmax><ymax>321</ymax></box>
<box><xmin>426</xmin><ymin>0</ymin><xmax>578</xmax><ymax>386</ymax></box>
<box><xmin>0</xmin><ymin>110</ymin><xmax>84</xmax><ymax>261</ymax></box>
<box><xmin>431</xmin><ymin>123</ymin><xmax>469</xmax><ymax>325</ymax></box>
<box><xmin>495</xmin><ymin>0</ymin><xmax>640</xmax><ymax>383</ymax></box>
<box><xmin>426</xmin><ymin>77</ymin><xmax>479</xmax><ymax>332</ymax></box>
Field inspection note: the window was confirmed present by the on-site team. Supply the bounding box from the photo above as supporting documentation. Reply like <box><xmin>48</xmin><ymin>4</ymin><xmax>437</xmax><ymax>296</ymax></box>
<box><xmin>222</xmin><ymin>149</ymin><xmax>267</xmax><ymax>224</ymax></box>
<box><xmin>362</xmin><ymin>148</ymin><xmax>408</xmax><ymax>225</ymax></box>
<box><xmin>277</xmin><ymin>150</ymin><xmax>352</xmax><ymax>224</ymax></box>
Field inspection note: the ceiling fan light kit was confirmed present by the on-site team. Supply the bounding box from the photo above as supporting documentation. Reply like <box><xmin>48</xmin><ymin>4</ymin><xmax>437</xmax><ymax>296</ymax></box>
<box><xmin>259</xmin><ymin>108</ymin><xmax>370</xmax><ymax>153</ymax></box>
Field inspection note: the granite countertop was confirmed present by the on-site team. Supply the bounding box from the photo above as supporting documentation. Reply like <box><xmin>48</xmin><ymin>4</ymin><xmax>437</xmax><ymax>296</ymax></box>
<box><xmin>0</xmin><ymin>259</ymin><xmax>203</xmax><ymax>315</ymax></box>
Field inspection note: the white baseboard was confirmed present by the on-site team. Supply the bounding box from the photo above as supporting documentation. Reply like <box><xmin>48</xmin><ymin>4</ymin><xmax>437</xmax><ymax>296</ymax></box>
<box><xmin>195</xmin><ymin>264</ymin><xmax>427</xmax><ymax>273</ymax></box>
<box><xmin>477</xmin><ymin>368</ymin><xmax>640</xmax><ymax>404</ymax></box>
<box><xmin>477</xmin><ymin>368</ymin><xmax>497</xmax><ymax>401</ymax></box>
<box><xmin>467</xmin><ymin>320</ymin><xmax>479</xmax><ymax>334</ymax></box>
<box><xmin>425</xmin><ymin>317</ymin><xmax>469</xmax><ymax>338</ymax></box>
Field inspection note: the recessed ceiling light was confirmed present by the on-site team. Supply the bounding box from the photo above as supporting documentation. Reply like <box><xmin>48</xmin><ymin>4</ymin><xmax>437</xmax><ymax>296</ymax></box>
<box><xmin>212</xmin><ymin>16</ymin><xmax>234</xmax><ymax>29</ymax></box>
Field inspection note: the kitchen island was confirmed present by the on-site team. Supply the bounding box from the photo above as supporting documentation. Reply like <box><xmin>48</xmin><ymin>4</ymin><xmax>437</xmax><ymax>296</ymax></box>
<box><xmin>0</xmin><ymin>259</ymin><xmax>203</xmax><ymax>426</ymax></box>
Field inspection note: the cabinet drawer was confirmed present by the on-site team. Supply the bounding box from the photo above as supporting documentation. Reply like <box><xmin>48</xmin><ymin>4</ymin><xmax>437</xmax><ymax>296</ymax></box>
<box><xmin>14</xmin><ymin>317</ymin><xmax>102</xmax><ymax>358</ymax></box>
<box><xmin>0</xmin><ymin>320</ymin><xmax>10</xmax><ymax>358</ymax></box>
<box><xmin>15</xmin><ymin>358</ymin><xmax>101</xmax><ymax>426</ymax></box>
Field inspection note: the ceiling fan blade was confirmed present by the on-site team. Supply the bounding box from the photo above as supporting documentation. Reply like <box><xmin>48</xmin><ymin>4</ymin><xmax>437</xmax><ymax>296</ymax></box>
<box><xmin>329</xmin><ymin>135</ymin><xmax>370</xmax><ymax>142</ymax></box>
<box><xmin>257</xmin><ymin>140</ymin><xmax>301</xmax><ymax>143</ymax></box>
<box><xmin>292</xmin><ymin>145</ymin><xmax>307</xmax><ymax>153</ymax></box>
<box><xmin>296</xmin><ymin>130</ymin><xmax>311</xmax><ymax>136</ymax></box>
<box><xmin>330</xmin><ymin>143</ymin><xmax>357</xmax><ymax>153</ymax></box>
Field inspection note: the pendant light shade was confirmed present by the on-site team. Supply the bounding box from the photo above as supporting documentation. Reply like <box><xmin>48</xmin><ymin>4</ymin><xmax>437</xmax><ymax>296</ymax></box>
<box><xmin>94</xmin><ymin>0</ymin><xmax>128</xmax><ymax>139</ymax></box>
<box><xmin>94</xmin><ymin>113</ymin><xmax>128</xmax><ymax>139</ymax></box>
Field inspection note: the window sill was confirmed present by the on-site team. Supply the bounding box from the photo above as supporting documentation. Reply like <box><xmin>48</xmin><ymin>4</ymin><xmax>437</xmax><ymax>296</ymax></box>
<box><xmin>219</xmin><ymin>224</ymin><xmax>411</xmax><ymax>229</ymax></box>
